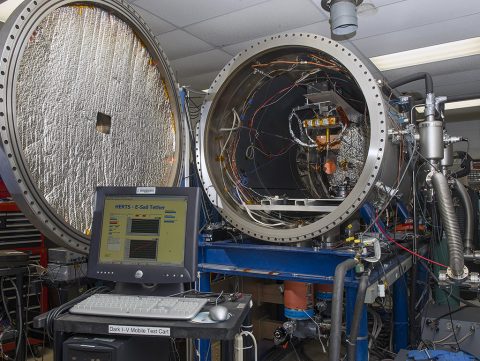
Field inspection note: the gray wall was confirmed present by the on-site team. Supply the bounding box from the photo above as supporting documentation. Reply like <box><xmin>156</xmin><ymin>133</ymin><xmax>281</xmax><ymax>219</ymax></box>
<box><xmin>446</xmin><ymin>119</ymin><xmax>480</xmax><ymax>159</ymax></box>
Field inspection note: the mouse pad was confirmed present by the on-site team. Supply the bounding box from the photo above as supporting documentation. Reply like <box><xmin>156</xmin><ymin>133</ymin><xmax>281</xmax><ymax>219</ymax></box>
<box><xmin>190</xmin><ymin>311</ymin><xmax>231</xmax><ymax>323</ymax></box>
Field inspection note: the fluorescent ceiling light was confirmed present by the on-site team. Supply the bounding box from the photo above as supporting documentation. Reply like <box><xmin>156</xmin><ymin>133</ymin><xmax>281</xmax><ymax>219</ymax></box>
<box><xmin>370</xmin><ymin>37</ymin><xmax>480</xmax><ymax>71</ymax></box>
<box><xmin>0</xmin><ymin>0</ymin><xmax>24</xmax><ymax>22</ymax></box>
<box><xmin>445</xmin><ymin>99</ymin><xmax>480</xmax><ymax>110</ymax></box>
<box><xmin>415</xmin><ymin>99</ymin><xmax>480</xmax><ymax>113</ymax></box>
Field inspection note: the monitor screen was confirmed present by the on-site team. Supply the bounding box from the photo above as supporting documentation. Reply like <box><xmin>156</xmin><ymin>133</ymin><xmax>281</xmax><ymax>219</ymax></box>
<box><xmin>98</xmin><ymin>196</ymin><xmax>188</xmax><ymax>267</ymax></box>
<box><xmin>88</xmin><ymin>187</ymin><xmax>200</xmax><ymax>284</ymax></box>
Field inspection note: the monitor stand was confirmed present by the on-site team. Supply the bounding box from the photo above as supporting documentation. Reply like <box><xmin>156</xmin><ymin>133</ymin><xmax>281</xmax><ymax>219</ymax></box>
<box><xmin>113</xmin><ymin>282</ymin><xmax>184</xmax><ymax>297</ymax></box>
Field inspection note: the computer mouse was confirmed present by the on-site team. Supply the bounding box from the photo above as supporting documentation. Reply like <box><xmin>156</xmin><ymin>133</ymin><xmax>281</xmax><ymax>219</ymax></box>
<box><xmin>209</xmin><ymin>305</ymin><xmax>229</xmax><ymax>322</ymax></box>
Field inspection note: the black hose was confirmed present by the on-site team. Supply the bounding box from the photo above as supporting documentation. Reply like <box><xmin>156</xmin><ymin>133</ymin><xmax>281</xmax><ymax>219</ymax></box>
<box><xmin>452</xmin><ymin>151</ymin><xmax>472</xmax><ymax>179</ymax></box>
<box><xmin>454</xmin><ymin>179</ymin><xmax>474</xmax><ymax>254</ymax></box>
<box><xmin>432</xmin><ymin>172</ymin><xmax>465</xmax><ymax>278</ymax></box>
<box><xmin>329</xmin><ymin>258</ymin><xmax>358</xmax><ymax>361</ymax></box>
<box><xmin>347</xmin><ymin>272</ymin><xmax>369</xmax><ymax>361</ymax></box>
<box><xmin>389</xmin><ymin>72</ymin><xmax>433</xmax><ymax>94</ymax></box>
<box><xmin>409</xmin><ymin>265</ymin><xmax>417</xmax><ymax>345</ymax></box>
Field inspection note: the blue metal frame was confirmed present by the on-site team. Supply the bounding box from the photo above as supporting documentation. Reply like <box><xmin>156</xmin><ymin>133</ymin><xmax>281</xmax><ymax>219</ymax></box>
<box><xmin>196</xmin><ymin>272</ymin><xmax>211</xmax><ymax>361</ymax></box>
<box><xmin>196</xmin><ymin>236</ymin><xmax>412</xmax><ymax>361</ymax></box>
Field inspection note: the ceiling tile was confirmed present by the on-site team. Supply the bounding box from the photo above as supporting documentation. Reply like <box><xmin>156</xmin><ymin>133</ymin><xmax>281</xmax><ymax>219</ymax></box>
<box><xmin>133</xmin><ymin>0</ymin><xmax>269</xmax><ymax>27</ymax></box>
<box><xmin>312</xmin><ymin>0</ymin><xmax>409</xmax><ymax>20</ymax></box>
<box><xmin>222</xmin><ymin>38</ymin><xmax>258</xmax><ymax>56</ymax></box>
<box><xmin>185</xmin><ymin>0</ymin><xmax>324</xmax><ymax>47</ymax></box>
<box><xmin>171</xmin><ymin>49</ymin><xmax>232</xmax><ymax>78</ymax></box>
<box><xmin>222</xmin><ymin>21</ymin><xmax>330</xmax><ymax>55</ymax></box>
<box><xmin>369</xmin><ymin>0</ymin><xmax>409</xmax><ymax>6</ymax></box>
<box><xmin>312</xmin><ymin>0</ymin><xmax>408</xmax><ymax>9</ymax></box>
<box><xmin>352</xmin><ymin>0</ymin><xmax>480</xmax><ymax>40</ymax></box>
<box><xmin>157</xmin><ymin>30</ymin><xmax>213</xmax><ymax>60</ymax></box>
<box><xmin>353</xmin><ymin>13</ymin><xmax>480</xmax><ymax>57</ymax></box>
<box><xmin>289</xmin><ymin>20</ymin><xmax>331</xmax><ymax>37</ymax></box>
<box><xmin>131</xmin><ymin>5</ymin><xmax>175</xmax><ymax>35</ymax></box>
<box><xmin>178</xmin><ymin>71</ymin><xmax>220</xmax><ymax>90</ymax></box>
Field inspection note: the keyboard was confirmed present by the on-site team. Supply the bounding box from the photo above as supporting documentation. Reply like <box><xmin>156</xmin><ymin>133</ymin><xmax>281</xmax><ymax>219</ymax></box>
<box><xmin>69</xmin><ymin>294</ymin><xmax>208</xmax><ymax>320</ymax></box>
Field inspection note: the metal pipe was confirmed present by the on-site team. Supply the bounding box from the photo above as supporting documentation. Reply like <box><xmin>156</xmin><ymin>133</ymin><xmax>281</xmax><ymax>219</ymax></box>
<box><xmin>329</xmin><ymin>258</ymin><xmax>358</xmax><ymax>361</ymax></box>
<box><xmin>347</xmin><ymin>272</ymin><xmax>369</xmax><ymax>361</ymax></box>
<box><xmin>431</xmin><ymin>172</ymin><xmax>465</xmax><ymax>278</ymax></box>
<box><xmin>464</xmin><ymin>251</ymin><xmax>480</xmax><ymax>261</ymax></box>
<box><xmin>454</xmin><ymin>179</ymin><xmax>474</xmax><ymax>254</ymax></box>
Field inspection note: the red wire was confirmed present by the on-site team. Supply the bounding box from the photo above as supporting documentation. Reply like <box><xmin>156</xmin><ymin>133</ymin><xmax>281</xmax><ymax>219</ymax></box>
<box><xmin>248</xmin><ymin>84</ymin><xmax>296</xmax><ymax>128</ymax></box>
<box><xmin>376</xmin><ymin>222</ymin><xmax>447</xmax><ymax>269</ymax></box>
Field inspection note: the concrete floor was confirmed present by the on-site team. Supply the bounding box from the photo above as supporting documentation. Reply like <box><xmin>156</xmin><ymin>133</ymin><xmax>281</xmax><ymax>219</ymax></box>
<box><xmin>27</xmin><ymin>348</ymin><xmax>53</xmax><ymax>361</ymax></box>
<box><xmin>29</xmin><ymin>343</ymin><xmax>329</xmax><ymax>361</ymax></box>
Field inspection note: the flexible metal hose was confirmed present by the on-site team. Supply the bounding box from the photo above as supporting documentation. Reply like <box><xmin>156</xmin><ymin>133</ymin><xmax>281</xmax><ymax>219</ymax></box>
<box><xmin>329</xmin><ymin>258</ymin><xmax>358</xmax><ymax>361</ymax></box>
<box><xmin>432</xmin><ymin>172</ymin><xmax>465</xmax><ymax>277</ymax></box>
<box><xmin>454</xmin><ymin>178</ymin><xmax>474</xmax><ymax>254</ymax></box>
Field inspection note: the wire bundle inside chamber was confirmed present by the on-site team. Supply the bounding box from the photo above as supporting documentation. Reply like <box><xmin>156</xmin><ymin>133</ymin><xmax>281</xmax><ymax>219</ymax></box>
<box><xmin>214</xmin><ymin>52</ymin><xmax>371</xmax><ymax>228</ymax></box>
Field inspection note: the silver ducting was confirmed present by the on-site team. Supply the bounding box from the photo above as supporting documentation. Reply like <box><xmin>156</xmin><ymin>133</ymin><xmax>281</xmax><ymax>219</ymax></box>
<box><xmin>432</xmin><ymin>172</ymin><xmax>466</xmax><ymax>279</ymax></box>
<box><xmin>454</xmin><ymin>178</ymin><xmax>474</xmax><ymax>254</ymax></box>
<box><xmin>0</xmin><ymin>0</ymin><xmax>183</xmax><ymax>253</ymax></box>
<box><xmin>197</xmin><ymin>33</ymin><xmax>409</xmax><ymax>243</ymax></box>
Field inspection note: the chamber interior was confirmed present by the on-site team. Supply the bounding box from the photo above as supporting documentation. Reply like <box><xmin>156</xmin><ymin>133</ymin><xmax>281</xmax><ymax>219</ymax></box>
<box><xmin>205</xmin><ymin>47</ymin><xmax>370</xmax><ymax>229</ymax></box>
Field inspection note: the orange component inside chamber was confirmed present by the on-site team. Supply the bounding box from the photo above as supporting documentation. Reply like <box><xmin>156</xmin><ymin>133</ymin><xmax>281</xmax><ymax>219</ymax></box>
<box><xmin>323</xmin><ymin>159</ymin><xmax>337</xmax><ymax>174</ymax></box>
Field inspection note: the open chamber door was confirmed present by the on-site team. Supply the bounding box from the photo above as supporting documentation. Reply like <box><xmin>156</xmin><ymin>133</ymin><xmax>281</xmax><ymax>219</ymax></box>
<box><xmin>0</xmin><ymin>0</ymin><xmax>185</xmax><ymax>254</ymax></box>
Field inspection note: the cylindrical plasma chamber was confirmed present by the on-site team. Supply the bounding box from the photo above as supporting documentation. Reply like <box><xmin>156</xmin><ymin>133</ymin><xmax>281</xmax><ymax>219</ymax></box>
<box><xmin>0</xmin><ymin>0</ymin><xmax>184</xmax><ymax>253</ymax></box>
<box><xmin>196</xmin><ymin>33</ymin><xmax>409</xmax><ymax>243</ymax></box>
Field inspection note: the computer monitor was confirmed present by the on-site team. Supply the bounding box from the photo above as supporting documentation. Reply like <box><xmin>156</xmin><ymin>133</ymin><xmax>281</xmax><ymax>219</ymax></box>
<box><xmin>88</xmin><ymin>187</ymin><xmax>201</xmax><ymax>284</ymax></box>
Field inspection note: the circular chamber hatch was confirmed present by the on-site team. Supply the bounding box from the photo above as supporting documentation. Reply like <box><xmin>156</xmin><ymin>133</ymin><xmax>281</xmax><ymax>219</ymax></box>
<box><xmin>197</xmin><ymin>34</ymin><xmax>400</xmax><ymax>243</ymax></box>
<box><xmin>0</xmin><ymin>0</ymin><xmax>184</xmax><ymax>253</ymax></box>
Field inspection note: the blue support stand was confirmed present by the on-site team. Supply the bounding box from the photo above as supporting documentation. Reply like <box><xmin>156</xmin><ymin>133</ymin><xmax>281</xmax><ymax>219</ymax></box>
<box><xmin>393</xmin><ymin>274</ymin><xmax>409</xmax><ymax>352</ymax></box>
<box><xmin>198</xmin><ymin>237</ymin><xmax>413</xmax><ymax>361</ymax></box>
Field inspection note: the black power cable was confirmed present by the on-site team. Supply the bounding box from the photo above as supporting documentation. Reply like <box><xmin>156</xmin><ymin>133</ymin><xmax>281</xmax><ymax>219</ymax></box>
<box><xmin>445</xmin><ymin>288</ymin><xmax>461</xmax><ymax>351</ymax></box>
<box><xmin>44</xmin><ymin>286</ymin><xmax>110</xmax><ymax>340</ymax></box>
